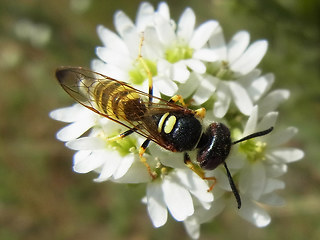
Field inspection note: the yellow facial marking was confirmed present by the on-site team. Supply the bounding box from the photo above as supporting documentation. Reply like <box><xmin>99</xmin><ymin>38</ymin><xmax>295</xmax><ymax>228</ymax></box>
<box><xmin>164</xmin><ymin>115</ymin><xmax>177</xmax><ymax>134</ymax></box>
<box><xmin>158</xmin><ymin>112</ymin><xmax>170</xmax><ymax>133</ymax></box>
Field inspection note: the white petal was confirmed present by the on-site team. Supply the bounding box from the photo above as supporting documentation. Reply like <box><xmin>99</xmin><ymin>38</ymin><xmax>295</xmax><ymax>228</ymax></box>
<box><xmin>266</xmin><ymin>127</ymin><xmax>298</xmax><ymax>147</ymax></box>
<box><xmin>113</xmin><ymin>155</ymin><xmax>135</xmax><ymax>179</ymax></box>
<box><xmin>177</xmin><ymin>72</ymin><xmax>200</xmax><ymax>98</ymax></box>
<box><xmin>56</xmin><ymin>120</ymin><xmax>94</xmax><ymax>142</ymax></box>
<box><xmin>96</xmin><ymin>25</ymin><xmax>128</xmax><ymax>55</ymax></box>
<box><xmin>214</xmin><ymin>82</ymin><xmax>231</xmax><ymax>118</ymax></box>
<box><xmin>239</xmin><ymin>162</ymin><xmax>266</xmax><ymax>200</ymax></box>
<box><xmin>189</xmin><ymin>20</ymin><xmax>218</xmax><ymax>49</ymax></box>
<box><xmin>171</xmin><ymin>62</ymin><xmax>190</xmax><ymax>82</ymax></box>
<box><xmin>268</xmin><ymin>148</ymin><xmax>304</xmax><ymax>163</ymax></box>
<box><xmin>91</xmin><ymin>59</ymin><xmax>128</xmax><ymax>81</ymax></box>
<box><xmin>177</xmin><ymin>8</ymin><xmax>195</xmax><ymax>42</ymax></box>
<box><xmin>208</xmin><ymin>25</ymin><xmax>227</xmax><ymax>60</ymax></box>
<box><xmin>66</xmin><ymin>137</ymin><xmax>106</xmax><ymax>150</ymax></box>
<box><xmin>248</xmin><ymin>73</ymin><xmax>275</xmax><ymax>102</ymax></box>
<box><xmin>50</xmin><ymin>104</ymin><xmax>92</xmax><ymax>122</ymax></box>
<box><xmin>154</xmin><ymin>13</ymin><xmax>175</xmax><ymax>45</ymax></box>
<box><xmin>113</xmin><ymin>157</ymin><xmax>151</xmax><ymax>183</ymax></box>
<box><xmin>259</xmin><ymin>193</ymin><xmax>285</xmax><ymax>206</ymax></box>
<box><xmin>94</xmin><ymin>155</ymin><xmax>120</xmax><ymax>181</ymax></box>
<box><xmin>263</xmin><ymin>178</ymin><xmax>285</xmax><ymax>194</ymax></box>
<box><xmin>227</xmin><ymin>31</ymin><xmax>250</xmax><ymax>63</ymax></box>
<box><xmin>193</xmin><ymin>48</ymin><xmax>221</xmax><ymax>62</ymax></box>
<box><xmin>135</xmin><ymin>2</ymin><xmax>155</xmax><ymax>31</ymax></box>
<box><xmin>193</xmin><ymin>74</ymin><xmax>218</xmax><ymax>105</ymax></box>
<box><xmin>231</xmin><ymin>40</ymin><xmax>268</xmax><ymax>75</ymax></box>
<box><xmin>162</xmin><ymin>174</ymin><xmax>194</xmax><ymax>221</ymax></box>
<box><xmin>183</xmin><ymin>216</ymin><xmax>200</xmax><ymax>240</ymax></box>
<box><xmin>265</xmin><ymin>163</ymin><xmax>287</xmax><ymax>178</ymax></box>
<box><xmin>258</xmin><ymin>89</ymin><xmax>290</xmax><ymax>117</ymax></box>
<box><xmin>73</xmin><ymin>150</ymin><xmax>106</xmax><ymax>173</ymax></box>
<box><xmin>228</xmin><ymin>81</ymin><xmax>253</xmax><ymax>116</ymax></box>
<box><xmin>238</xmin><ymin>198</ymin><xmax>271</xmax><ymax>227</ymax></box>
<box><xmin>183</xmin><ymin>59</ymin><xmax>206</xmax><ymax>74</ymax></box>
<box><xmin>243</xmin><ymin>105</ymin><xmax>258</xmax><ymax>136</ymax></box>
<box><xmin>147</xmin><ymin>182</ymin><xmax>168</xmax><ymax>228</ymax></box>
<box><xmin>157</xmin><ymin>2</ymin><xmax>170</xmax><ymax>20</ymax></box>
<box><xmin>256</xmin><ymin>111</ymin><xmax>278</xmax><ymax>132</ymax></box>
<box><xmin>114</xmin><ymin>10</ymin><xmax>135</xmax><ymax>38</ymax></box>
<box><xmin>176</xmin><ymin>170</ymin><xmax>214</xmax><ymax>204</ymax></box>
<box><xmin>154</xmin><ymin>76</ymin><xmax>178</xmax><ymax>96</ymax></box>
<box><xmin>95</xmin><ymin>47</ymin><xmax>131</xmax><ymax>67</ymax></box>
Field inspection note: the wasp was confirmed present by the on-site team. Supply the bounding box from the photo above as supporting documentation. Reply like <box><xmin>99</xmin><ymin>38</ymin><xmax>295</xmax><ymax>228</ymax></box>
<box><xmin>55</xmin><ymin>65</ymin><xmax>273</xmax><ymax>209</ymax></box>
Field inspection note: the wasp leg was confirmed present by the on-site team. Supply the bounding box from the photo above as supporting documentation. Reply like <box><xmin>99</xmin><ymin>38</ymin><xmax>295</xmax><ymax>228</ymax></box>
<box><xmin>106</xmin><ymin>128</ymin><xmax>136</xmax><ymax>142</ymax></box>
<box><xmin>168</xmin><ymin>95</ymin><xmax>187</xmax><ymax>107</ymax></box>
<box><xmin>139</xmin><ymin>139</ymin><xmax>157</xmax><ymax>179</ymax></box>
<box><xmin>183</xmin><ymin>152</ymin><xmax>216</xmax><ymax>192</ymax></box>
<box><xmin>137</xmin><ymin>33</ymin><xmax>153</xmax><ymax>103</ymax></box>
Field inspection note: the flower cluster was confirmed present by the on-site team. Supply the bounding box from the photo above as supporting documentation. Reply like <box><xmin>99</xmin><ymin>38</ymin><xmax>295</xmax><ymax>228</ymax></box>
<box><xmin>50</xmin><ymin>2</ymin><xmax>304</xmax><ymax>239</ymax></box>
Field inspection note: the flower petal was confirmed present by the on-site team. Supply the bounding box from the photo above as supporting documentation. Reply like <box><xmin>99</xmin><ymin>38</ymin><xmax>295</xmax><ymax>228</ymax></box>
<box><xmin>228</xmin><ymin>81</ymin><xmax>253</xmax><ymax>116</ymax></box>
<box><xmin>214</xmin><ymin>82</ymin><xmax>231</xmax><ymax>118</ymax></box>
<box><xmin>162</xmin><ymin>173</ymin><xmax>194</xmax><ymax>221</ymax></box>
<box><xmin>193</xmin><ymin>48</ymin><xmax>221</xmax><ymax>62</ymax></box>
<box><xmin>238</xmin><ymin>198</ymin><xmax>271</xmax><ymax>227</ymax></box>
<box><xmin>114</xmin><ymin>10</ymin><xmax>135</xmax><ymax>38</ymax></box>
<box><xmin>96</xmin><ymin>25</ymin><xmax>129</xmax><ymax>55</ymax></box>
<box><xmin>193</xmin><ymin>74</ymin><xmax>218</xmax><ymax>105</ymax></box>
<box><xmin>243</xmin><ymin>105</ymin><xmax>258</xmax><ymax>136</ymax></box>
<box><xmin>96</xmin><ymin>47</ymin><xmax>132</xmax><ymax>67</ymax></box>
<box><xmin>112</xmin><ymin>155</ymin><xmax>135</xmax><ymax>179</ymax></box>
<box><xmin>268</xmin><ymin>148</ymin><xmax>304</xmax><ymax>163</ymax></box>
<box><xmin>177</xmin><ymin>7</ymin><xmax>195</xmax><ymax>42</ymax></box>
<box><xmin>183</xmin><ymin>59</ymin><xmax>206</xmax><ymax>74</ymax></box>
<box><xmin>208</xmin><ymin>25</ymin><xmax>227</xmax><ymax>60</ymax></box>
<box><xmin>266</xmin><ymin>127</ymin><xmax>298</xmax><ymax>147</ymax></box>
<box><xmin>227</xmin><ymin>31</ymin><xmax>250</xmax><ymax>63</ymax></box>
<box><xmin>154</xmin><ymin>13</ymin><xmax>175</xmax><ymax>45</ymax></box>
<box><xmin>231</xmin><ymin>40</ymin><xmax>268</xmax><ymax>75</ymax></box>
<box><xmin>258</xmin><ymin>89</ymin><xmax>290</xmax><ymax>117</ymax></box>
<box><xmin>135</xmin><ymin>2</ymin><xmax>155</xmax><ymax>30</ymax></box>
<box><xmin>259</xmin><ymin>193</ymin><xmax>285</xmax><ymax>206</ymax></box>
<box><xmin>189</xmin><ymin>20</ymin><xmax>218</xmax><ymax>49</ymax></box>
<box><xmin>147</xmin><ymin>182</ymin><xmax>168</xmax><ymax>227</ymax></box>
<box><xmin>56</xmin><ymin>120</ymin><xmax>94</xmax><ymax>142</ymax></box>
<box><xmin>248</xmin><ymin>73</ymin><xmax>275</xmax><ymax>102</ymax></box>
<box><xmin>73</xmin><ymin>150</ymin><xmax>106</xmax><ymax>173</ymax></box>
<box><xmin>49</xmin><ymin>104</ymin><xmax>92</xmax><ymax>122</ymax></box>
<box><xmin>66</xmin><ymin>137</ymin><xmax>106</xmax><ymax>150</ymax></box>
<box><xmin>176</xmin><ymin>170</ymin><xmax>214</xmax><ymax>204</ymax></box>
<box><xmin>171</xmin><ymin>61</ymin><xmax>190</xmax><ymax>82</ymax></box>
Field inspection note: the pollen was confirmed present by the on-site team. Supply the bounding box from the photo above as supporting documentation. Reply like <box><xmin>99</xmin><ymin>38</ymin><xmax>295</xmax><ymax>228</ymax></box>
<box><xmin>239</xmin><ymin>139</ymin><xmax>267</xmax><ymax>163</ymax></box>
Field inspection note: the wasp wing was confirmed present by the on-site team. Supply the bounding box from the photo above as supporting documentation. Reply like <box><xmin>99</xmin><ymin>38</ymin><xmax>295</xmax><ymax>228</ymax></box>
<box><xmin>55</xmin><ymin>67</ymin><xmax>189</xmax><ymax>147</ymax></box>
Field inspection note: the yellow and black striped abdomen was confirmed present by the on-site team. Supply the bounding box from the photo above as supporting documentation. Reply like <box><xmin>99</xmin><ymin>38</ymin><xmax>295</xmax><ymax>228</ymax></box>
<box><xmin>93</xmin><ymin>80</ymin><xmax>147</xmax><ymax>121</ymax></box>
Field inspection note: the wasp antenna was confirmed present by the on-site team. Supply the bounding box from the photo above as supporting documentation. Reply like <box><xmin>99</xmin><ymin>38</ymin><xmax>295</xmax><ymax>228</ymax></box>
<box><xmin>232</xmin><ymin>127</ymin><xmax>274</xmax><ymax>145</ymax></box>
<box><xmin>223</xmin><ymin>162</ymin><xmax>241</xmax><ymax>209</ymax></box>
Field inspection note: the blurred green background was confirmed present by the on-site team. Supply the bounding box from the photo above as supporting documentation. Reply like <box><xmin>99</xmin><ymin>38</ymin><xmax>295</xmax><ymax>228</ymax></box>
<box><xmin>0</xmin><ymin>0</ymin><xmax>319</xmax><ymax>239</ymax></box>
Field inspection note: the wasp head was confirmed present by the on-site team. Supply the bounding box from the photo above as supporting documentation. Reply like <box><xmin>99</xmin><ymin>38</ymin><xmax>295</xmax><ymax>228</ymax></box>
<box><xmin>197</xmin><ymin>123</ymin><xmax>232</xmax><ymax>170</ymax></box>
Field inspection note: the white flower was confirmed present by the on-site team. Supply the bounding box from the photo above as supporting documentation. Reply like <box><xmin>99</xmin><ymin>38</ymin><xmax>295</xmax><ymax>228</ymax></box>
<box><xmin>51</xmin><ymin>2</ymin><xmax>304</xmax><ymax>239</ymax></box>
<box><xmin>92</xmin><ymin>2</ymin><xmax>220</xmax><ymax>97</ymax></box>
<box><xmin>232</xmin><ymin>106</ymin><xmax>303</xmax><ymax>227</ymax></box>
<box><xmin>189</xmin><ymin>28</ymin><xmax>268</xmax><ymax>118</ymax></box>
<box><xmin>145</xmin><ymin>168</ymin><xmax>213</xmax><ymax>228</ymax></box>
<box><xmin>49</xmin><ymin>104</ymin><xmax>96</xmax><ymax>141</ymax></box>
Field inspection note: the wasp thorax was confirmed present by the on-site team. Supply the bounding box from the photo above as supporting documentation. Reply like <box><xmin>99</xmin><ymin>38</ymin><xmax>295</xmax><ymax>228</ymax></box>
<box><xmin>197</xmin><ymin>123</ymin><xmax>232</xmax><ymax>170</ymax></box>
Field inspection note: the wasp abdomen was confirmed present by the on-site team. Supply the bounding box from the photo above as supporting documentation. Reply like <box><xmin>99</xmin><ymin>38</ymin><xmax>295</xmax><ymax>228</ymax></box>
<box><xmin>94</xmin><ymin>81</ymin><xmax>147</xmax><ymax>121</ymax></box>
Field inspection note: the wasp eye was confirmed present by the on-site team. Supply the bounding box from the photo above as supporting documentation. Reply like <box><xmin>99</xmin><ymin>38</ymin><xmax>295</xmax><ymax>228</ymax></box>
<box><xmin>197</xmin><ymin>123</ymin><xmax>232</xmax><ymax>170</ymax></box>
